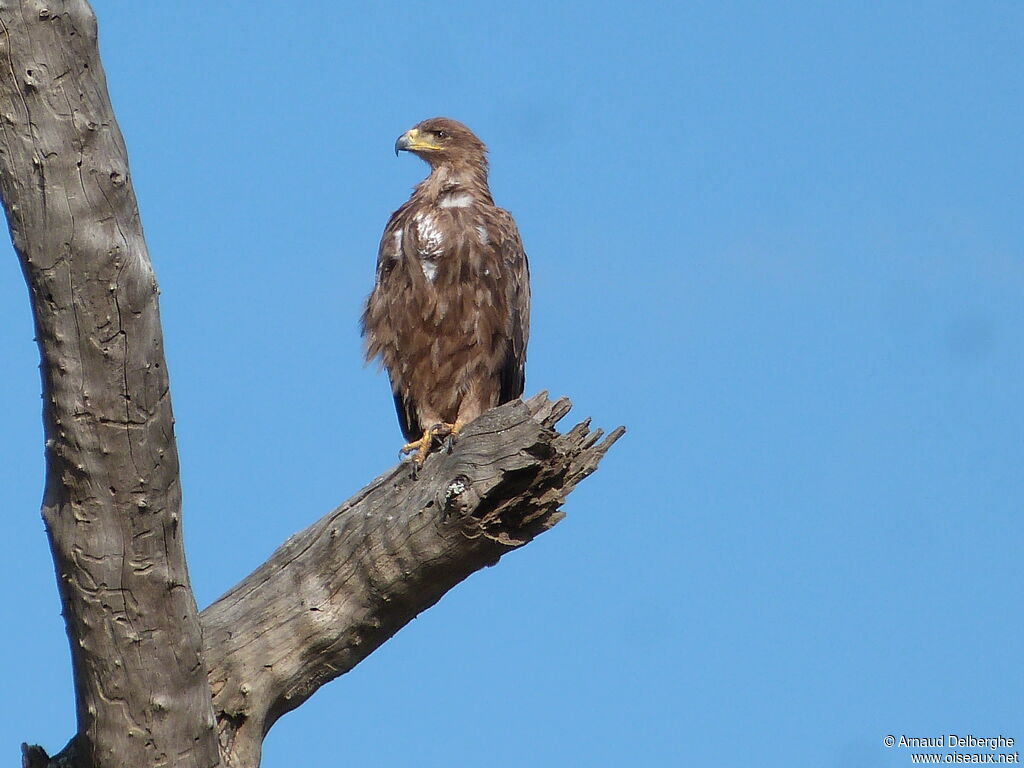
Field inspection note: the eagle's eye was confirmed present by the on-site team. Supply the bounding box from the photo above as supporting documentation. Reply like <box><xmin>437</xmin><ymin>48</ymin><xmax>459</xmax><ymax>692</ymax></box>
<box><xmin>435</xmin><ymin>130</ymin><xmax>449</xmax><ymax>139</ymax></box>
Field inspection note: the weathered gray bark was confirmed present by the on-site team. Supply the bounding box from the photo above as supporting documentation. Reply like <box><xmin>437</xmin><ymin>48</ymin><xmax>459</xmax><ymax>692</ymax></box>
<box><xmin>3</xmin><ymin>3</ymin><xmax>623</xmax><ymax>768</ymax></box>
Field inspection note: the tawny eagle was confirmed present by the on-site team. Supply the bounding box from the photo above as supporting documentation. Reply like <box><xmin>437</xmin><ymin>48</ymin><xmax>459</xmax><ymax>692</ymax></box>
<box><xmin>362</xmin><ymin>117</ymin><xmax>530</xmax><ymax>465</ymax></box>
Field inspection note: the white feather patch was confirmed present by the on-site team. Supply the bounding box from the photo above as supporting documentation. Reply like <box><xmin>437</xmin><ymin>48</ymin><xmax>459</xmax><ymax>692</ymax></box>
<box><xmin>439</xmin><ymin>193</ymin><xmax>474</xmax><ymax>209</ymax></box>
<box><xmin>476</xmin><ymin>224</ymin><xmax>489</xmax><ymax>245</ymax></box>
<box><xmin>413</xmin><ymin>211</ymin><xmax>444</xmax><ymax>256</ymax></box>
<box><xmin>421</xmin><ymin>261</ymin><xmax>438</xmax><ymax>282</ymax></box>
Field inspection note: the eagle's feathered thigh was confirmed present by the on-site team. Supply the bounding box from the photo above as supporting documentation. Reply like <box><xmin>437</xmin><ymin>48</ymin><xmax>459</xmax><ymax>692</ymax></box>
<box><xmin>362</xmin><ymin>118</ymin><xmax>530</xmax><ymax>455</ymax></box>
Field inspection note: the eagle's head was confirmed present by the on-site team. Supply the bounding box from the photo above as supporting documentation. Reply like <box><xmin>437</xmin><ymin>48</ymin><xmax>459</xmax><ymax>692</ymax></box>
<box><xmin>394</xmin><ymin>117</ymin><xmax>487</xmax><ymax>170</ymax></box>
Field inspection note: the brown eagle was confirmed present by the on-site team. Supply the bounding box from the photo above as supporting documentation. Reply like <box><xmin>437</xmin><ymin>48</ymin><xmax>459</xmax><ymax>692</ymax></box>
<box><xmin>362</xmin><ymin>117</ymin><xmax>530</xmax><ymax>466</ymax></box>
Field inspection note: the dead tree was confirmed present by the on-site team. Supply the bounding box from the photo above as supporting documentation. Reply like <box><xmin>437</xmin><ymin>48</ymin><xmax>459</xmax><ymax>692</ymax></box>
<box><xmin>0</xmin><ymin>3</ymin><xmax>623</xmax><ymax>767</ymax></box>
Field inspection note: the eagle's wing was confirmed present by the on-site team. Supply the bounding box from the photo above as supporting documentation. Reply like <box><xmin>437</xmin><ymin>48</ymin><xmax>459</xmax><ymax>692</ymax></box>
<box><xmin>391</xmin><ymin>384</ymin><xmax>420</xmax><ymax>444</ymax></box>
<box><xmin>363</xmin><ymin>204</ymin><xmax>425</xmax><ymax>442</ymax></box>
<box><xmin>494</xmin><ymin>208</ymin><xmax>530</xmax><ymax>403</ymax></box>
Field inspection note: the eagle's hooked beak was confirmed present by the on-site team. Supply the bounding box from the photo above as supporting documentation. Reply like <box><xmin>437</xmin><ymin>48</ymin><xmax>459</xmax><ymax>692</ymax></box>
<box><xmin>394</xmin><ymin>128</ymin><xmax>440</xmax><ymax>156</ymax></box>
<box><xmin>394</xmin><ymin>131</ymin><xmax>413</xmax><ymax>156</ymax></box>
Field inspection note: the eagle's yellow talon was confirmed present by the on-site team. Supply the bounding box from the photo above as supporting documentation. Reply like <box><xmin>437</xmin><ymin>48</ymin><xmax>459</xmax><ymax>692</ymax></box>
<box><xmin>442</xmin><ymin>420</ymin><xmax>464</xmax><ymax>453</ymax></box>
<box><xmin>398</xmin><ymin>432</ymin><xmax>431</xmax><ymax>461</ymax></box>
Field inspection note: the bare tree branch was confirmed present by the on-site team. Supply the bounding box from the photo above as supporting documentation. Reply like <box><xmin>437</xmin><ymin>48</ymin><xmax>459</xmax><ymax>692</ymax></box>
<box><xmin>202</xmin><ymin>393</ymin><xmax>623</xmax><ymax>767</ymax></box>
<box><xmin>1</xmin><ymin>3</ymin><xmax>217</xmax><ymax>766</ymax></box>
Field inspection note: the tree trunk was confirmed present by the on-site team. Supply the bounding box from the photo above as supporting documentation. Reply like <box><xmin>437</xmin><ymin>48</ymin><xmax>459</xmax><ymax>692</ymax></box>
<box><xmin>2</xmin><ymin>3</ymin><xmax>623</xmax><ymax>767</ymax></box>
<box><xmin>1</xmin><ymin>3</ymin><xmax>217</xmax><ymax>766</ymax></box>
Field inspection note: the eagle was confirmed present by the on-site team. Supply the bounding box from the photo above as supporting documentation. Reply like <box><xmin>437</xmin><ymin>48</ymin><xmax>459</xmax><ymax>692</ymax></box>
<box><xmin>362</xmin><ymin>117</ymin><xmax>531</xmax><ymax>467</ymax></box>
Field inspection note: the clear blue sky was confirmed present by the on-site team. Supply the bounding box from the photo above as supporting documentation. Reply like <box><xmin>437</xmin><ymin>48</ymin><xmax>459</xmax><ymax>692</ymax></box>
<box><xmin>1</xmin><ymin>2</ymin><xmax>1021</xmax><ymax>766</ymax></box>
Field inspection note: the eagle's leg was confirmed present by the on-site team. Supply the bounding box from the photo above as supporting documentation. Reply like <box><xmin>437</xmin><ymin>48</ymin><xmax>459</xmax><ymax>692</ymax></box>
<box><xmin>400</xmin><ymin>422</ymin><xmax>459</xmax><ymax>467</ymax></box>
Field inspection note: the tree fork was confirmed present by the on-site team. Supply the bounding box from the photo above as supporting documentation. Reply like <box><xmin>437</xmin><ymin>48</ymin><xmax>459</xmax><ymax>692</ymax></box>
<box><xmin>20</xmin><ymin>394</ymin><xmax>622</xmax><ymax>768</ymax></box>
